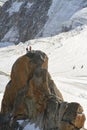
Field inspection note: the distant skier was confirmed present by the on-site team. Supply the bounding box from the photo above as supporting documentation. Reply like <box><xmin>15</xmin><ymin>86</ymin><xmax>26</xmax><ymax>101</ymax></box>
<box><xmin>81</xmin><ymin>65</ymin><xmax>83</xmax><ymax>69</ymax></box>
<box><xmin>73</xmin><ymin>66</ymin><xmax>75</xmax><ymax>70</ymax></box>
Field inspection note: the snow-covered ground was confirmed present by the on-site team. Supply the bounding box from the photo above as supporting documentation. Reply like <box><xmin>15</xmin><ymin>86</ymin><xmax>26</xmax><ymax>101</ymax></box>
<box><xmin>0</xmin><ymin>25</ymin><xmax>87</xmax><ymax>129</ymax></box>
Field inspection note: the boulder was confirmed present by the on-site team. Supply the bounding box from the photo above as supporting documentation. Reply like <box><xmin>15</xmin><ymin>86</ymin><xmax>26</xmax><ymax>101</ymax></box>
<box><xmin>1</xmin><ymin>50</ymin><xmax>63</xmax><ymax>118</ymax></box>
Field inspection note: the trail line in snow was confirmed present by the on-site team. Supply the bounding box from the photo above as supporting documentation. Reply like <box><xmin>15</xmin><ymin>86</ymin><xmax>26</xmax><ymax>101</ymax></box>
<box><xmin>56</xmin><ymin>76</ymin><xmax>87</xmax><ymax>91</ymax></box>
<box><xmin>0</xmin><ymin>71</ymin><xmax>10</xmax><ymax>77</ymax></box>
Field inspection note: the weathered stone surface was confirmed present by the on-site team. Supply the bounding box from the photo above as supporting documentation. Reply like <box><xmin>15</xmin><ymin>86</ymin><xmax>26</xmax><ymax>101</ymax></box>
<box><xmin>58</xmin><ymin>102</ymin><xmax>86</xmax><ymax>130</ymax></box>
<box><xmin>0</xmin><ymin>0</ymin><xmax>52</xmax><ymax>44</ymax></box>
<box><xmin>1</xmin><ymin>50</ymin><xmax>63</xmax><ymax>117</ymax></box>
<box><xmin>0</xmin><ymin>50</ymin><xmax>86</xmax><ymax>130</ymax></box>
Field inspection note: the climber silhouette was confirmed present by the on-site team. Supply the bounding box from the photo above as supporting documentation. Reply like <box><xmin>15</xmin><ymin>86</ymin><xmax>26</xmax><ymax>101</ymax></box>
<box><xmin>26</xmin><ymin>46</ymin><xmax>32</xmax><ymax>53</ymax></box>
<box><xmin>73</xmin><ymin>66</ymin><xmax>75</xmax><ymax>70</ymax></box>
<box><xmin>81</xmin><ymin>65</ymin><xmax>83</xmax><ymax>69</ymax></box>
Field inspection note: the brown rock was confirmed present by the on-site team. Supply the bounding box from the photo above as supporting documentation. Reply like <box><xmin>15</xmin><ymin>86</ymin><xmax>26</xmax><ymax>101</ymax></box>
<box><xmin>74</xmin><ymin>113</ymin><xmax>86</xmax><ymax>128</ymax></box>
<box><xmin>58</xmin><ymin>102</ymin><xmax>86</xmax><ymax>130</ymax></box>
<box><xmin>1</xmin><ymin>50</ymin><xmax>63</xmax><ymax>119</ymax></box>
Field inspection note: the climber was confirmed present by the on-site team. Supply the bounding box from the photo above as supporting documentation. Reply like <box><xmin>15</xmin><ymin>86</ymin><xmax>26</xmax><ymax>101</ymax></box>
<box><xmin>26</xmin><ymin>46</ymin><xmax>32</xmax><ymax>53</ymax></box>
<box><xmin>81</xmin><ymin>65</ymin><xmax>83</xmax><ymax>69</ymax></box>
<box><xmin>29</xmin><ymin>46</ymin><xmax>32</xmax><ymax>51</ymax></box>
<box><xmin>73</xmin><ymin>66</ymin><xmax>75</xmax><ymax>70</ymax></box>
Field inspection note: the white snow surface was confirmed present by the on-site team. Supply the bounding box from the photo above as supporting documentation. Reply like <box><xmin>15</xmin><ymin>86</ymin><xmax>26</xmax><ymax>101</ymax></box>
<box><xmin>18</xmin><ymin>120</ymin><xmax>40</xmax><ymax>130</ymax></box>
<box><xmin>42</xmin><ymin>0</ymin><xmax>87</xmax><ymax>36</ymax></box>
<box><xmin>0</xmin><ymin>0</ymin><xmax>7</xmax><ymax>6</ymax></box>
<box><xmin>0</xmin><ymin>2</ymin><xmax>3</xmax><ymax>6</ymax></box>
<box><xmin>7</xmin><ymin>1</ymin><xmax>23</xmax><ymax>16</ymax></box>
<box><xmin>0</xmin><ymin>25</ymin><xmax>87</xmax><ymax>129</ymax></box>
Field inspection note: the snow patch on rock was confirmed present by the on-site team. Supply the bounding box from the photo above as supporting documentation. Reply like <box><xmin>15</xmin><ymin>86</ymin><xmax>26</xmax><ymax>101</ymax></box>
<box><xmin>7</xmin><ymin>1</ymin><xmax>23</xmax><ymax>16</ymax></box>
<box><xmin>71</xmin><ymin>7</ymin><xmax>87</xmax><ymax>27</ymax></box>
<box><xmin>26</xmin><ymin>2</ymin><xmax>33</xmax><ymax>9</ymax></box>
<box><xmin>1</xmin><ymin>26</ymin><xmax>19</xmax><ymax>43</ymax></box>
<box><xmin>18</xmin><ymin>120</ymin><xmax>40</xmax><ymax>130</ymax></box>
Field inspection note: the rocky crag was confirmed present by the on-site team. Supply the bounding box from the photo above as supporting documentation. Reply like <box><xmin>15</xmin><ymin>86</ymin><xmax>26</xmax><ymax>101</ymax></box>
<box><xmin>0</xmin><ymin>50</ymin><xmax>86</xmax><ymax>130</ymax></box>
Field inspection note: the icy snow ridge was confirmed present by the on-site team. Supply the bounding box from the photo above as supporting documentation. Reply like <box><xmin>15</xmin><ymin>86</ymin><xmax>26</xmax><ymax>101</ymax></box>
<box><xmin>43</xmin><ymin>0</ymin><xmax>87</xmax><ymax>36</ymax></box>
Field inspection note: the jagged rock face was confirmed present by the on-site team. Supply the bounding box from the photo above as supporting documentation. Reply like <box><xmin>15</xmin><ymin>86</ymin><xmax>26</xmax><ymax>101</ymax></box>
<box><xmin>58</xmin><ymin>102</ymin><xmax>86</xmax><ymax>130</ymax></box>
<box><xmin>1</xmin><ymin>50</ymin><xmax>63</xmax><ymax>117</ymax></box>
<box><xmin>0</xmin><ymin>98</ymin><xmax>86</xmax><ymax>130</ymax></box>
<box><xmin>37</xmin><ymin>100</ymin><xmax>85</xmax><ymax>130</ymax></box>
<box><xmin>0</xmin><ymin>0</ymin><xmax>52</xmax><ymax>44</ymax></box>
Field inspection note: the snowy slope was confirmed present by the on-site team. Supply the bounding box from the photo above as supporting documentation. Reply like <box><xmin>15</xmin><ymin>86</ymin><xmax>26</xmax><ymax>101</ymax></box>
<box><xmin>0</xmin><ymin>26</ymin><xmax>87</xmax><ymax>128</ymax></box>
<box><xmin>42</xmin><ymin>0</ymin><xmax>87</xmax><ymax>36</ymax></box>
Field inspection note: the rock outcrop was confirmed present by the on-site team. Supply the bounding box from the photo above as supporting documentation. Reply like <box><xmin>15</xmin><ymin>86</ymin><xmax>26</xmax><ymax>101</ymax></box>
<box><xmin>1</xmin><ymin>50</ymin><xmax>63</xmax><ymax>117</ymax></box>
<box><xmin>0</xmin><ymin>50</ymin><xmax>86</xmax><ymax>130</ymax></box>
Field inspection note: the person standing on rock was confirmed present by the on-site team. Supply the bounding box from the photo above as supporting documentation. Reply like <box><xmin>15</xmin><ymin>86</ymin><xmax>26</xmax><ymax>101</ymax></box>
<box><xmin>26</xmin><ymin>46</ymin><xmax>32</xmax><ymax>53</ymax></box>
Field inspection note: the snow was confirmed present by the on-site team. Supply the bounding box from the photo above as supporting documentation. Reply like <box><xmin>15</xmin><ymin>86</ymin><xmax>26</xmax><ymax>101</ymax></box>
<box><xmin>70</xmin><ymin>7</ymin><xmax>87</xmax><ymax>28</ymax></box>
<box><xmin>7</xmin><ymin>1</ymin><xmax>23</xmax><ymax>16</ymax></box>
<box><xmin>18</xmin><ymin>120</ymin><xmax>40</xmax><ymax>130</ymax></box>
<box><xmin>1</xmin><ymin>26</ymin><xmax>19</xmax><ymax>43</ymax></box>
<box><xmin>22</xmin><ymin>123</ymin><xmax>39</xmax><ymax>130</ymax></box>
<box><xmin>43</xmin><ymin>0</ymin><xmax>87</xmax><ymax>36</ymax></box>
<box><xmin>0</xmin><ymin>0</ymin><xmax>7</xmax><ymax>6</ymax></box>
<box><xmin>26</xmin><ymin>2</ymin><xmax>33</xmax><ymax>9</ymax></box>
<box><xmin>0</xmin><ymin>42</ymin><xmax>14</xmax><ymax>48</ymax></box>
<box><xmin>0</xmin><ymin>2</ymin><xmax>3</xmax><ymax>6</ymax></box>
<box><xmin>0</xmin><ymin>26</ymin><xmax>87</xmax><ymax>128</ymax></box>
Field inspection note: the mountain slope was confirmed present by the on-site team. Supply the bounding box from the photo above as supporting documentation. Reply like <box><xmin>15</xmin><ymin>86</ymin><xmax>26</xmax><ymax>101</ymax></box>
<box><xmin>0</xmin><ymin>0</ymin><xmax>52</xmax><ymax>44</ymax></box>
<box><xmin>0</xmin><ymin>25</ymin><xmax>87</xmax><ymax>128</ymax></box>
<box><xmin>0</xmin><ymin>0</ymin><xmax>87</xmax><ymax>44</ymax></box>
<box><xmin>42</xmin><ymin>0</ymin><xmax>87</xmax><ymax>36</ymax></box>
